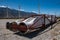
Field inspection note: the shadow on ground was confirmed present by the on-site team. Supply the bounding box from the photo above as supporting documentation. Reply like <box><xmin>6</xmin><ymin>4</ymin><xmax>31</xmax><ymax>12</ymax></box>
<box><xmin>14</xmin><ymin>22</ymin><xmax>58</xmax><ymax>39</ymax></box>
<box><xmin>15</xmin><ymin>28</ymin><xmax>45</xmax><ymax>39</ymax></box>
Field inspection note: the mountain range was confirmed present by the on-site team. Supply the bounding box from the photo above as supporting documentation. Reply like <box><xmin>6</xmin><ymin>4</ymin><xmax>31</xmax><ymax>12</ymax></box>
<box><xmin>0</xmin><ymin>7</ymin><xmax>37</xmax><ymax>18</ymax></box>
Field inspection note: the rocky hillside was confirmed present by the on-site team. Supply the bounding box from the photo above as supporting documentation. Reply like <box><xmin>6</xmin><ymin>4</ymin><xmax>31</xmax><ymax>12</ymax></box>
<box><xmin>0</xmin><ymin>7</ymin><xmax>36</xmax><ymax>18</ymax></box>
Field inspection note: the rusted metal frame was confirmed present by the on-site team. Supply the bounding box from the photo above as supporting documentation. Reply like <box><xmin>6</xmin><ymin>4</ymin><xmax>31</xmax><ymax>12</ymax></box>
<box><xmin>29</xmin><ymin>14</ymin><xmax>42</xmax><ymax>18</ymax></box>
<box><xmin>42</xmin><ymin>15</ymin><xmax>45</xmax><ymax>28</ymax></box>
<box><xmin>44</xmin><ymin>15</ymin><xmax>45</xmax><ymax>26</ymax></box>
<box><xmin>51</xmin><ymin>15</ymin><xmax>53</xmax><ymax>23</ymax></box>
<box><xmin>45</xmin><ymin>16</ymin><xmax>51</xmax><ymax>22</ymax></box>
<box><xmin>23</xmin><ymin>15</ymin><xmax>42</xmax><ymax>21</ymax></box>
<box><xmin>51</xmin><ymin>15</ymin><xmax>53</xmax><ymax>29</ymax></box>
<box><xmin>53</xmin><ymin>15</ymin><xmax>57</xmax><ymax>22</ymax></box>
<box><xmin>29</xmin><ymin>16</ymin><xmax>43</xmax><ymax>30</ymax></box>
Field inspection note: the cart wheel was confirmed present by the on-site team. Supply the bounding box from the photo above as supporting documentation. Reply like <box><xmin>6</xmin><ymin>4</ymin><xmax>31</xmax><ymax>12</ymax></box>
<box><xmin>18</xmin><ymin>23</ymin><xmax>27</xmax><ymax>34</ymax></box>
<box><xmin>6</xmin><ymin>22</ymin><xmax>10</xmax><ymax>29</ymax></box>
<box><xmin>9</xmin><ymin>23</ymin><xmax>12</xmax><ymax>30</ymax></box>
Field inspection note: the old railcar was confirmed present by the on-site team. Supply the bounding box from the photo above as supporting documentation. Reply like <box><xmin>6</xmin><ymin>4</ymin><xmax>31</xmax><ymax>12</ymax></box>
<box><xmin>6</xmin><ymin>14</ymin><xmax>56</xmax><ymax>34</ymax></box>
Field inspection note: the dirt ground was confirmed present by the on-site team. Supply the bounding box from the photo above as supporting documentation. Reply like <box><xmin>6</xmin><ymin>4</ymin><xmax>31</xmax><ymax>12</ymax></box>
<box><xmin>0</xmin><ymin>19</ymin><xmax>60</xmax><ymax>40</ymax></box>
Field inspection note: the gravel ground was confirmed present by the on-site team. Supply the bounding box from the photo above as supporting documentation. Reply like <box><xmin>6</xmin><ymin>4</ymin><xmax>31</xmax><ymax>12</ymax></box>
<box><xmin>0</xmin><ymin>19</ymin><xmax>60</xmax><ymax>40</ymax></box>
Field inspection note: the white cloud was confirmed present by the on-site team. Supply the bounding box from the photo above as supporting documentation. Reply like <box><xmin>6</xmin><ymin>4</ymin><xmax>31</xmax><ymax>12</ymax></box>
<box><xmin>0</xmin><ymin>5</ymin><xmax>7</xmax><ymax>8</ymax></box>
<box><xmin>31</xmin><ymin>11</ymin><xmax>38</xmax><ymax>13</ymax></box>
<box><xmin>20</xmin><ymin>9</ymin><xmax>25</xmax><ymax>11</ymax></box>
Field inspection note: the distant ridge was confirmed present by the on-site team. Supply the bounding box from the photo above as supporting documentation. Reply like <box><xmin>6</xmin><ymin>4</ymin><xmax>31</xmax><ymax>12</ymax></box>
<box><xmin>0</xmin><ymin>7</ymin><xmax>37</xmax><ymax>19</ymax></box>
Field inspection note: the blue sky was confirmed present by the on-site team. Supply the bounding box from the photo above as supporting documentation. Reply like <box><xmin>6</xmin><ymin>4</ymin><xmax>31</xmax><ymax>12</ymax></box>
<box><xmin>0</xmin><ymin>0</ymin><xmax>60</xmax><ymax>16</ymax></box>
